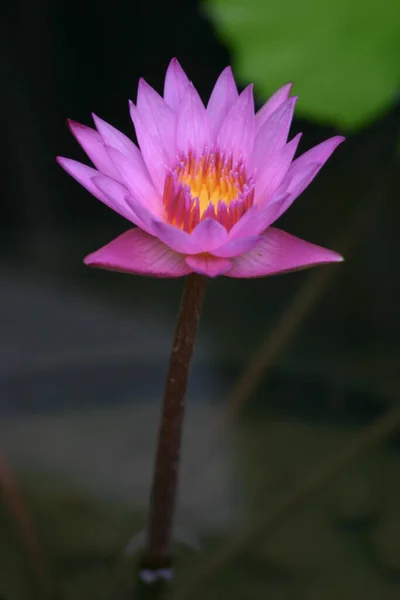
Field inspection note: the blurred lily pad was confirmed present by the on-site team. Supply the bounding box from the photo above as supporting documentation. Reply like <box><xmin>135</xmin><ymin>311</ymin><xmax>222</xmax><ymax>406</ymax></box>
<box><xmin>205</xmin><ymin>0</ymin><xmax>400</xmax><ymax>129</ymax></box>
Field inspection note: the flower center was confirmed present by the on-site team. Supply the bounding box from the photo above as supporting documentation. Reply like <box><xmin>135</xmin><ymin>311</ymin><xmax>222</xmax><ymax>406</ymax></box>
<box><xmin>163</xmin><ymin>150</ymin><xmax>254</xmax><ymax>233</ymax></box>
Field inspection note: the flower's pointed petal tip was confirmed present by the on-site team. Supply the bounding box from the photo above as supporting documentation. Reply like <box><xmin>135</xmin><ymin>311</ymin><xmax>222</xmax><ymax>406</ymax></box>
<box><xmin>308</xmin><ymin>248</ymin><xmax>344</xmax><ymax>265</ymax></box>
<box><xmin>292</xmin><ymin>131</ymin><xmax>303</xmax><ymax>143</ymax></box>
<box><xmin>332</xmin><ymin>252</ymin><xmax>345</xmax><ymax>263</ymax></box>
<box><xmin>164</xmin><ymin>58</ymin><xmax>191</xmax><ymax>110</ymax></box>
<box><xmin>91</xmin><ymin>112</ymin><xmax>104</xmax><ymax>128</ymax></box>
<box><xmin>241</xmin><ymin>83</ymin><xmax>254</xmax><ymax>101</ymax></box>
<box><xmin>137</xmin><ymin>77</ymin><xmax>153</xmax><ymax>95</ymax></box>
<box><xmin>128</xmin><ymin>99</ymin><xmax>136</xmax><ymax>113</ymax></box>
<box><xmin>66</xmin><ymin>118</ymin><xmax>80</xmax><ymax>131</ymax></box>
<box><xmin>136</xmin><ymin>78</ymin><xmax>157</xmax><ymax>105</ymax></box>
<box><xmin>56</xmin><ymin>156</ymin><xmax>74</xmax><ymax>171</ymax></box>
<box><xmin>67</xmin><ymin>119</ymin><xmax>93</xmax><ymax>140</ymax></box>
<box><xmin>333</xmin><ymin>135</ymin><xmax>346</xmax><ymax>146</ymax></box>
<box><xmin>280</xmin><ymin>81</ymin><xmax>294</xmax><ymax>97</ymax></box>
<box><xmin>278</xmin><ymin>95</ymin><xmax>298</xmax><ymax>114</ymax></box>
<box><xmin>83</xmin><ymin>253</ymin><xmax>96</xmax><ymax>267</ymax></box>
<box><xmin>221</xmin><ymin>65</ymin><xmax>234</xmax><ymax>77</ymax></box>
<box><xmin>169</xmin><ymin>57</ymin><xmax>180</xmax><ymax>67</ymax></box>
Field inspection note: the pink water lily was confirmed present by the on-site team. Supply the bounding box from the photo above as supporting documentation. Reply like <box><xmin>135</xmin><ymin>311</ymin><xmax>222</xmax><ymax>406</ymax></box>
<box><xmin>57</xmin><ymin>59</ymin><xmax>344</xmax><ymax>278</ymax></box>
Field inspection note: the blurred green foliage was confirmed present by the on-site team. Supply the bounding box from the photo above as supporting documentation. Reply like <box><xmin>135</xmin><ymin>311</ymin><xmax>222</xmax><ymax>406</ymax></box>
<box><xmin>204</xmin><ymin>0</ymin><xmax>400</xmax><ymax>130</ymax></box>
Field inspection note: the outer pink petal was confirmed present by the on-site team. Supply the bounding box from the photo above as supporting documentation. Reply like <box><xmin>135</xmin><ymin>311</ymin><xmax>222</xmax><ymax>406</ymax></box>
<box><xmin>105</xmin><ymin>146</ymin><xmax>162</xmax><ymax>215</ymax></box>
<box><xmin>57</xmin><ymin>157</ymin><xmax>135</xmax><ymax>222</ymax></box>
<box><xmin>250</xmin><ymin>97</ymin><xmax>297</xmax><ymax>173</ymax></box>
<box><xmin>190</xmin><ymin>218</ymin><xmax>228</xmax><ymax>252</ymax></box>
<box><xmin>68</xmin><ymin>121</ymin><xmax>119</xmax><ymax>179</ymax></box>
<box><xmin>185</xmin><ymin>255</ymin><xmax>232</xmax><ymax>277</ymax></box>
<box><xmin>211</xmin><ymin>235</ymin><xmax>261</xmax><ymax>258</ymax></box>
<box><xmin>92</xmin><ymin>175</ymin><xmax>154</xmax><ymax>233</ymax></box>
<box><xmin>255</xmin><ymin>133</ymin><xmax>302</xmax><ymax>206</ymax></box>
<box><xmin>176</xmin><ymin>83</ymin><xmax>211</xmax><ymax>156</ymax></box>
<box><xmin>129</xmin><ymin>101</ymin><xmax>171</xmax><ymax>195</ymax></box>
<box><xmin>217</xmin><ymin>85</ymin><xmax>255</xmax><ymax>162</ymax></box>
<box><xmin>207</xmin><ymin>66</ymin><xmax>239</xmax><ymax>138</ymax></box>
<box><xmin>163</xmin><ymin>58</ymin><xmax>190</xmax><ymax>112</ymax></box>
<box><xmin>92</xmin><ymin>113</ymin><xmax>142</xmax><ymax>159</ymax></box>
<box><xmin>227</xmin><ymin>227</ymin><xmax>343</xmax><ymax>278</ymax></box>
<box><xmin>255</xmin><ymin>83</ymin><xmax>293</xmax><ymax>133</ymax></box>
<box><xmin>84</xmin><ymin>228</ymin><xmax>191</xmax><ymax>278</ymax></box>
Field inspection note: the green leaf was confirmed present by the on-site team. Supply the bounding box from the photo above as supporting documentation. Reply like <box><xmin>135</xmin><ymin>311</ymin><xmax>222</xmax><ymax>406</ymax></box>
<box><xmin>205</xmin><ymin>0</ymin><xmax>400</xmax><ymax>130</ymax></box>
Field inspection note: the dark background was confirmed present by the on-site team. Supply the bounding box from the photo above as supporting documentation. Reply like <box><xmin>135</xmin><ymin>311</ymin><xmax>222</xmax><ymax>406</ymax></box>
<box><xmin>1</xmin><ymin>1</ymin><xmax>400</xmax><ymax>598</ymax></box>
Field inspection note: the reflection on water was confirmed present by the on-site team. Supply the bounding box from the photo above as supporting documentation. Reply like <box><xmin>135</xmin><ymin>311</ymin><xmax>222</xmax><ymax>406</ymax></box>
<box><xmin>1</xmin><ymin>269</ymin><xmax>400</xmax><ymax>599</ymax></box>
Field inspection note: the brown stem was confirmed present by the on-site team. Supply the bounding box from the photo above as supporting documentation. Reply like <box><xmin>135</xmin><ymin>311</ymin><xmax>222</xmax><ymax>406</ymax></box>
<box><xmin>142</xmin><ymin>273</ymin><xmax>207</xmax><ymax>572</ymax></box>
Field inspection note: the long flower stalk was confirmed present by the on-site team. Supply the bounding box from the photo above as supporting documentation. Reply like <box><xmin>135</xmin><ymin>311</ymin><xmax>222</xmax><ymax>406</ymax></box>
<box><xmin>139</xmin><ymin>274</ymin><xmax>207</xmax><ymax>580</ymax></box>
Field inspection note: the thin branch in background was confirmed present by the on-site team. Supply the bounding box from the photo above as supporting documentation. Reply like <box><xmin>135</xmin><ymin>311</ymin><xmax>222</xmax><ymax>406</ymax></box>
<box><xmin>0</xmin><ymin>450</ymin><xmax>49</xmax><ymax>597</ymax></box>
<box><xmin>223</xmin><ymin>195</ymin><xmax>379</xmax><ymax>424</ymax></box>
<box><xmin>175</xmin><ymin>403</ymin><xmax>400</xmax><ymax>599</ymax></box>
<box><xmin>183</xmin><ymin>194</ymin><xmax>381</xmax><ymax>487</ymax></box>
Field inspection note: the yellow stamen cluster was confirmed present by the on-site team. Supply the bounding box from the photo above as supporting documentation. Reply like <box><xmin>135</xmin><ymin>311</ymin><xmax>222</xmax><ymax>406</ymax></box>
<box><xmin>176</xmin><ymin>152</ymin><xmax>245</xmax><ymax>214</ymax></box>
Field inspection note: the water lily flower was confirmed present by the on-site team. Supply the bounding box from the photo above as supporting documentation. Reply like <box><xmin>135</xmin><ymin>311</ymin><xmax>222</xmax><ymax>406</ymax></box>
<box><xmin>57</xmin><ymin>59</ymin><xmax>344</xmax><ymax>278</ymax></box>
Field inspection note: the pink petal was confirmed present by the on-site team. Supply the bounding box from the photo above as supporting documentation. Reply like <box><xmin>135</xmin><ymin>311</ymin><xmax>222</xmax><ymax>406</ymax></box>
<box><xmin>211</xmin><ymin>235</ymin><xmax>261</xmax><ymax>258</ymax></box>
<box><xmin>255</xmin><ymin>133</ymin><xmax>302</xmax><ymax>205</ymax></box>
<box><xmin>185</xmin><ymin>255</ymin><xmax>232</xmax><ymax>277</ymax></box>
<box><xmin>151</xmin><ymin>221</ymin><xmax>198</xmax><ymax>254</ymax></box>
<box><xmin>207</xmin><ymin>66</ymin><xmax>239</xmax><ymax>138</ymax></box>
<box><xmin>163</xmin><ymin>58</ymin><xmax>190</xmax><ymax>112</ymax></box>
<box><xmin>92</xmin><ymin>113</ymin><xmax>142</xmax><ymax>159</ymax></box>
<box><xmin>137</xmin><ymin>79</ymin><xmax>176</xmax><ymax>157</ymax></box>
<box><xmin>255</xmin><ymin>83</ymin><xmax>293</xmax><ymax>133</ymax></box>
<box><xmin>129</xmin><ymin>101</ymin><xmax>171</xmax><ymax>195</ymax></box>
<box><xmin>250</xmin><ymin>97</ymin><xmax>297</xmax><ymax>173</ymax></box>
<box><xmin>272</xmin><ymin>164</ymin><xmax>320</xmax><ymax>220</ymax></box>
<box><xmin>92</xmin><ymin>174</ymin><xmax>154</xmax><ymax>233</ymax></box>
<box><xmin>176</xmin><ymin>83</ymin><xmax>211</xmax><ymax>156</ymax></box>
<box><xmin>84</xmin><ymin>228</ymin><xmax>191</xmax><ymax>278</ymax></box>
<box><xmin>105</xmin><ymin>145</ymin><xmax>162</xmax><ymax>215</ymax></box>
<box><xmin>57</xmin><ymin>157</ymin><xmax>134</xmax><ymax>222</ymax></box>
<box><xmin>270</xmin><ymin>137</ymin><xmax>345</xmax><ymax>222</ymax></box>
<box><xmin>280</xmin><ymin>136</ymin><xmax>345</xmax><ymax>201</ymax></box>
<box><xmin>228</xmin><ymin>192</ymin><xmax>288</xmax><ymax>239</ymax></box>
<box><xmin>217</xmin><ymin>85</ymin><xmax>255</xmax><ymax>162</ymax></box>
<box><xmin>151</xmin><ymin>219</ymin><xmax>230</xmax><ymax>256</ymax></box>
<box><xmin>191</xmin><ymin>218</ymin><xmax>228</xmax><ymax>252</ymax></box>
<box><xmin>68</xmin><ymin>120</ymin><xmax>119</xmax><ymax>179</ymax></box>
<box><xmin>227</xmin><ymin>227</ymin><xmax>343</xmax><ymax>278</ymax></box>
